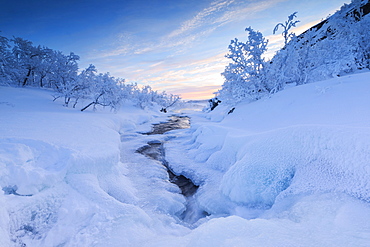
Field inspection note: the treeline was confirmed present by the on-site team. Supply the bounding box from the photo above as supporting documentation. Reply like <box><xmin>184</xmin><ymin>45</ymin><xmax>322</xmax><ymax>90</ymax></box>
<box><xmin>217</xmin><ymin>0</ymin><xmax>370</xmax><ymax>103</ymax></box>
<box><xmin>0</xmin><ymin>36</ymin><xmax>179</xmax><ymax>111</ymax></box>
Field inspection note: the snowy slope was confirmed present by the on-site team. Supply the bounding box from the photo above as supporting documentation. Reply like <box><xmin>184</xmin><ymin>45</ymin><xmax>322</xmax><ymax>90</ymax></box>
<box><xmin>165</xmin><ymin>71</ymin><xmax>370</xmax><ymax>246</ymax></box>
<box><xmin>1</xmin><ymin>71</ymin><xmax>370</xmax><ymax>247</ymax></box>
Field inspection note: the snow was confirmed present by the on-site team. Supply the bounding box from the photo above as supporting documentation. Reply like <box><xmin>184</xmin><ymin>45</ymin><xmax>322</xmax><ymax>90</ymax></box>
<box><xmin>1</xmin><ymin>71</ymin><xmax>370</xmax><ymax>246</ymax></box>
<box><xmin>0</xmin><ymin>86</ymin><xmax>189</xmax><ymax>246</ymax></box>
<box><xmin>165</xmin><ymin>72</ymin><xmax>370</xmax><ymax>244</ymax></box>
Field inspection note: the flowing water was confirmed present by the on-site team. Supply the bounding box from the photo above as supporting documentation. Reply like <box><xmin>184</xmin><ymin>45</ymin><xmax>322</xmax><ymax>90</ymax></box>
<box><xmin>145</xmin><ymin>115</ymin><xmax>191</xmax><ymax>135</ymax></box>
<box><xmin>136</xmin><ymin>115</ymin><xmax>207</xmax><ymax>224</ymax></box>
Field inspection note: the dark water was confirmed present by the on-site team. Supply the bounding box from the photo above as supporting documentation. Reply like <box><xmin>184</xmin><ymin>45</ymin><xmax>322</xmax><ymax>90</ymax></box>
<box><xmin>137</xmin><ymin>115</ymin><xmax>207</xmax><ymax>224</ymax></box>
<box><xmin>136</xmin><ymin>140</ymin><xmax>198</xmax><ymax>197</ymax></box>
<box><xmin>144</xmin><ymin>116</ymin><xmax>190</xmax><ymax>135</ymax></box>
<box><xmin>137</xmin><ymin>115</ymin><xmax>198</xmax><ymax>197</ymax></box>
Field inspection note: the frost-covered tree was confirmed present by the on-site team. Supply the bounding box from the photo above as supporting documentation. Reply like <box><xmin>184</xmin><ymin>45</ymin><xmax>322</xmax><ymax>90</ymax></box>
<box><xmin>265</xmin><ymin>12</ymin><xmax>300</xmax><ymax>91</ymax></box>
<box><xmin>264</xmin><ymin>34</ymin><xmax>303</xmax><ymax>92</ymax></box>
<box><xmin>244</xmin><ymin>27</ymin><xmax>269</xmax><ymax>76</ymax></box>
<box><xmin>267</xmin><ymin>0</ymin><xmax>370</xmax><ymax>91</ymax></box>
<box><xmin>35</xmin><ymin>48</ymin><xmax>56</xmax><ymax>88</ymax></box>
<box><xmin>218</xmin><ymin>27</ymin><xmax>268</xmax><ymax>102</ymax></box>
<box><xmin>80</xmin><ymin>72</ymin><xmax>123</xmax><ymax>112</ymax></box>
<box><xmin>50</xmin><ymin>52</ymin><xmax>80</xmax><ymax>106</ymax></box>
<box><xmin>218</xmin><ymin>1</ymin><xmax>370</xmax><ymax>105</ymax></box>
<box><xmin>119</xmin><ymin>82</ymin><xmax>180</xmax><ymax>110</ymax></box>
<box><xmin>54</xmin><ymin>64</ymin><xmax>97</xmax><ymax>108</ymax></box>
<box><xmin>10</xmin><ymin>37</ymin><xmax>46</xmax><ymax>86</ymax></box>
<box><xmin>0</xmin><ymin>34</ymin><xmax>10</xmax><ymax>84</ymax></box>
<box><xmin>0</xmin><ymin>33</ymin><xmax>181</xmax><ymax>112</ymax></box>
<box><xmin>273</xmin><ymin>12</ymin><xmax>300</xmax><ymax>45</ymax></box>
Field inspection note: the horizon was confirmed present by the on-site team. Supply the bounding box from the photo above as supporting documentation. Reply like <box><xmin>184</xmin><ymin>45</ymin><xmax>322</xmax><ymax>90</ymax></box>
<box><xmin>0</xmin><ymin>0</ymin><xmax>350</xmax><ymax>100</ymax></box>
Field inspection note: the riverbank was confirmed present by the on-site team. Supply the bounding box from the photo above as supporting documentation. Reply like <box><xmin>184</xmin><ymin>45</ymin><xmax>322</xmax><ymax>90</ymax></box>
<box><xmin>1</xmin><ymin>71</ymin><xmax>370</xmax><ymax>246</ymax></box>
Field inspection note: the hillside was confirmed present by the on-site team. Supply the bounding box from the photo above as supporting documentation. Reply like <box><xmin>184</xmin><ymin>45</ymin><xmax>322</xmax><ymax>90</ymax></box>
<box><xmin>217</xmin><ymin>0</ymin><xmax>370</xmax><ymax>104</ymax></box>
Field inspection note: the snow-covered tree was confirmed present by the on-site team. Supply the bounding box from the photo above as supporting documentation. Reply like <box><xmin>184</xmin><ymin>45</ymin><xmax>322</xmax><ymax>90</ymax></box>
<box><xmin>244</xmin><ymin>27</ymin><xmax>269</xmax><ymax>76</ymax></box>
<box><xmin>80</xmin><ymin>72</ymin><xmax>123</xmax><ymax>112</ymax></box>
<box><xmin>35</xmin><ymin>48</ymin><xmax>56</xmax><ymax>88</ymax></box>
<box><xmin>0</xmin><ymin>33</ymin><xmax>181</xmax><ymax>112</ymax></box>
<box><xmin>273</xmin><ymin>12</ymin><xmax>300</xmax><ymax>46</ymax></box>
<box><xmin>219</xmin><ymin>1</ymin><xmax>370</xmax><ymax>105</ymax></box>
<box><xmin>0</xmin><ymin>34</ymin><xmax>10</xmax><ymax>84</ymax></box>
<box><xmin>50</xmin><ymin>51</ymin><xmax>80</xmax><ymax>106</ymax></box>
<box><xmin>10</xmin><ymin>37</ymin><xmax>45</xmax><ymax>86</ymax></box>
<box><xmin>218</xmin><ymin>27</ymin><xmax>268</xmax><ymax>102</ymax></box>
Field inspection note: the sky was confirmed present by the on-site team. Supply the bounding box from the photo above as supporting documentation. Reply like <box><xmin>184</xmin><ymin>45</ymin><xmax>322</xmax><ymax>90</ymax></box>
<box><xmin>0</xmin><ymin>0</ymin><xmax>350</xmax><ymax>100</ymax></box>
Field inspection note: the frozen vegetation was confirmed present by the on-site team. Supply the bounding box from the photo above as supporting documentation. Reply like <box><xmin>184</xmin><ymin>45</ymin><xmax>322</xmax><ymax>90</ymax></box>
<box><xmin>218</xmin><ymin>0</ymin><xmax>370</xmax><ymax>103</ymax></box>
<box><xmin>1</xmin><ymin>0</ymin><xmax>370</xmax><ymax>246</ymax></box>
<box><xmin>0</xmin><ymin>36</ymin><xmax>180</xmax><ymax>112</ymax></box>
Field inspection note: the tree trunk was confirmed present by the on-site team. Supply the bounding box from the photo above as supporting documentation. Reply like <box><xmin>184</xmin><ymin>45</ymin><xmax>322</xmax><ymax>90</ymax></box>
<box><xmin>81</xmin><ymin>101</ymin><xmax>95</xmax><ymax>112</ymax></box>
<box><xmin>64</xmin><ymin>96</ymin><xmax>70</xmax><ymax>107</ymax></box>
<box><xmin>40</xmin><ymin>75</ymin><xmax>46</xmax><ymax>87</ymax></box>
<box><xmin>73</xmin><ymin>97</ymin><xmax>79</xmax><ymax>108</ymax></box>
<box><xmin>22</xmin><ymin>68</ymin><xmax>32</xmax><ymax>86</ymax></box>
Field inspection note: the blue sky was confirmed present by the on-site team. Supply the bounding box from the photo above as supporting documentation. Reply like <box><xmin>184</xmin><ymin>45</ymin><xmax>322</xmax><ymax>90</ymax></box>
<box><xmin>1</xmin><ymin>0</ymin><xmax>350</xmax><ymax>99</ymax></box>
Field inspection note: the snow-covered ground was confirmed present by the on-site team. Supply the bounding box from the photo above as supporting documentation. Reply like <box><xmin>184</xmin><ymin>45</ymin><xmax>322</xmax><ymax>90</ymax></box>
<box><xmin>165</xmin><ymin>71</ymin><xmax>370</xmax><ymax>246</ymax></box>
<box><xmin>1</xmin><ymin>71</ymin><xmax>370</xmax><ymax>246</ymax></box>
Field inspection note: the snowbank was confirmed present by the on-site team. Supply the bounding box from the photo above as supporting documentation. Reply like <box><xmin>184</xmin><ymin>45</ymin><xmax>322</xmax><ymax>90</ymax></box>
<box><xmin>165</xmin><ymin>72</ymin><xmax>370</xmax><ymax>245</ymax></box>
<box><xmin>0</xmin><ymin>86</ymin><xmax>188</xmax><ymax>246</ymax></box>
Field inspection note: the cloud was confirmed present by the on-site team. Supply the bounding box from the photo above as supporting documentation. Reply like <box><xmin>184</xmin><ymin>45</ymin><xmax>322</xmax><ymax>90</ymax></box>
<box><xmin>167</xmin><ymin>0</ymin><xmax>234</xmax><ymax>39</ymax></box>
<box><xmin>110</xmin><ymin>51</ymin><xmax>228</xmax><ymax>99</ymax></box>
<box><xmin>149</xmin><ymin>61</ymin><xmax>165</xmax><ymax>68</ymax></box>
<box><xmin>90</xmin><ymin>0</ymin><xmax>288</xmax><ymax>59</ymax></box>
<box><xmin>213</xmin><ymin>0</ymin><xmax>286</xmax><ymax>27</ymax></box>
<box><xmin>84</xmin><ymin>0</ymin><xmax>292</xmax><ymax>99</ymax></box>
<box><xmin>157</xmin><ymin>0</ymin><xmax>288</xmax><ymax>54</ymax></box>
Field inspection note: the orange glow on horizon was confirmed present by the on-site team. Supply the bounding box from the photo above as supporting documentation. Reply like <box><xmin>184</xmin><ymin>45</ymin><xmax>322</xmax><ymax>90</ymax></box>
<box><xmin>178</xmin><ymin>87</ymin><xmax>220</xmax><ymax>100</ymax></box>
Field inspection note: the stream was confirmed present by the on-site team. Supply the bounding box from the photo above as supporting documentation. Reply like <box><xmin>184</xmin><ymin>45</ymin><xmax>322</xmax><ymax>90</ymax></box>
<box><xmin>136</xmin><ymin>115</ymin><xmax>207</xmax><ymax>224</ymax></box>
